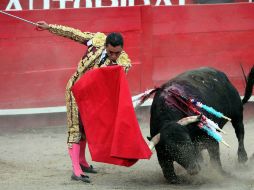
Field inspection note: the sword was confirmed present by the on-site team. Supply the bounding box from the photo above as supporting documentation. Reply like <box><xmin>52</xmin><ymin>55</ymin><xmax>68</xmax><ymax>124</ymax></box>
<box><xmin>0</xmin><ymin>10</ymin><xmax>38</xmax><ymax>26</ymax></box>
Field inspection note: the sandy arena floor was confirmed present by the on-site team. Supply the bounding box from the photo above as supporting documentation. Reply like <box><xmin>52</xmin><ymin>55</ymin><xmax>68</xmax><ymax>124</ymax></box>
<box><xmin>0</xmin><ymin>103</ymin><xmax>254</xmax><ymax>190</ymax></box>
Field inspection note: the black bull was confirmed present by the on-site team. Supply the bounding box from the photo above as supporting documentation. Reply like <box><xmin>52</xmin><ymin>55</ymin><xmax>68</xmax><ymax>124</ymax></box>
<box><xmin>145</xmin><ymin>66</ymin><xmax>254</xmax><ymax>183</ymax></box>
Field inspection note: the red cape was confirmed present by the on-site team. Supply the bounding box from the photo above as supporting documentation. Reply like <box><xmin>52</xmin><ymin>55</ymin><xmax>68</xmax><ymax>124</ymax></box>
<box><xmin>71</xmin><ymin>66</ymin><xmax>152</xmax><ymax>167</ymax></box>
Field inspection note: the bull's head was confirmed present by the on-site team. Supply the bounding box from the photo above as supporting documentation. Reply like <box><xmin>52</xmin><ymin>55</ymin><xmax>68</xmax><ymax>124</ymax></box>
<box><xmin>150</xmin><ymin>115</ymin><xmax>201</xmax><ymax>175</ymax></box>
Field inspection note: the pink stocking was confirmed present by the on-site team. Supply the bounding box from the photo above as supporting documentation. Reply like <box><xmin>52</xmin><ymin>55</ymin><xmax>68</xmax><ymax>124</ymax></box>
<box><xmin>68</xmin><ymin>143</ymin><xmax>84</xmax><ymax>176</ymax></box>
<box><xmin>79</xmin><ymin>140</ymin><xmax>90</xmax><ymax>167</ymax></box>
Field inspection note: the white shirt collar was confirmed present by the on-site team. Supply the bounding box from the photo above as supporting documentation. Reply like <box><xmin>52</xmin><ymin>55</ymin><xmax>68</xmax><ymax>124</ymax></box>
<box><xmin>99</xmin><ymin>49</ymin><xmax>107</xmax><ymax>62</ymax></box>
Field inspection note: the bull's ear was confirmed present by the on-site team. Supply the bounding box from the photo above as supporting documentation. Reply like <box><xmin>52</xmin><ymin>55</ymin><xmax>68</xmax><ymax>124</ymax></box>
<box><xmin>177</xmin><ymin>115</ymin><xmax>200</xmax><ymax>126</ymax></box>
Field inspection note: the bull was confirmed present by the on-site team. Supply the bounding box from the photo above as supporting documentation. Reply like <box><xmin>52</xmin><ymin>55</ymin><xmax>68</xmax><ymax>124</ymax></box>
<box><xmin>144</xmin><ymin>66</ymin><xmax>254</xmax><ymax>183</ymax></box>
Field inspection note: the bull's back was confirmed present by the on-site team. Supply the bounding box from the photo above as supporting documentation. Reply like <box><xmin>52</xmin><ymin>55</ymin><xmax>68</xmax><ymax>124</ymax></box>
<box><xmin>150</xmin><ymin>67</ymin><xmax>242</xmax><ymax>136</ymax></box>
<box><xmin>170</xmin><ymin>67</ymin><xmax>241</xmax><ymax>110</ymax></box>
<box><xmin>169</xmin><ymin>67</ymin><xmax>242</xmax><ymax>118</ymax></box>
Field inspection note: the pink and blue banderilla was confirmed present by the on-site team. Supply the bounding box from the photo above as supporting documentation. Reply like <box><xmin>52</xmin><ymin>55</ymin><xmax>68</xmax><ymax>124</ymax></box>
<box><xmin>189</xmin><ymin>99</ymin><xmax>230</xmax><ymax>147</ymax></box>
<box><xmin>190</xmin><ymin>99</ymin><xmax>231</xmax><ymax>121</ymax></box>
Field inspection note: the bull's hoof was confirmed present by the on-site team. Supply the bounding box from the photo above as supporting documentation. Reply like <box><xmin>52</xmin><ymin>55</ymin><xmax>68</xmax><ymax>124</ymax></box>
<box><xmin>164</xmin><ymin>174</ymin><xmax>187</xmax><ymax>184</ymax></box>
<box><xmin>163</xmin><ymin>173</ymin><xmax>180</xmax><ymax>184</ymax></box>
<box><xmin>166</xmin><ymin>177</ymin><xmax>181</xmax><ymax>184</ymax></box>
<box><xmin>219</xmin><ymin>169</ymin><xmax>231</xmax><ymax>177</ymax></box>
<box><xmin>71</xmin><ymin>173</ymin><xmax>90</xmax><ymax>183</ymax></box>
<box><xmin>238</xmin><ymin>150</ymin><xmax>248</xmax><ymax>163</ymax></box>
<box><xmin>166</xmin><ymin>176</ymin><xmax>191</xmax><ymax>184</ymax></box>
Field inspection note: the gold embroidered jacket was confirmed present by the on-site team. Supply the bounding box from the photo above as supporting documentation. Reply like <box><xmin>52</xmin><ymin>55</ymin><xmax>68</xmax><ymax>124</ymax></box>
<box><xmin>48</xmin><ymin>24</ymin><xmax>132</xmax><ymax>146</ymax></box>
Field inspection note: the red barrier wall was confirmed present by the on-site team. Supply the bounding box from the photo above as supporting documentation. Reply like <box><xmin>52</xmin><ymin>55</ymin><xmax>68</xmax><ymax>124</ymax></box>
<box><xmin>0</xmin><ymin>4</ymin><xmax>253</xmax><ymax>109</ymax></box>
<box><xmin>149</xmin><ymin>4</ymin><xmax>254</xmax><ymax>92</ymax></box>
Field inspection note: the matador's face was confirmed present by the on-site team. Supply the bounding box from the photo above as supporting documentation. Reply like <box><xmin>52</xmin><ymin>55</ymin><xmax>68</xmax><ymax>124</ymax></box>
<box><xmin>106</xmin><ymin>44</ymin><xmax>123</xmax><ymax>63</ymax></box>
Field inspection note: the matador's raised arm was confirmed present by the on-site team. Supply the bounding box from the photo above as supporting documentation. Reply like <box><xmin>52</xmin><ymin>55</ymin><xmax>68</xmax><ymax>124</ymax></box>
<box><xmin>48</xmin><ymin>24</ymin><xmax>95</xmax><ymax>45</ymax></box>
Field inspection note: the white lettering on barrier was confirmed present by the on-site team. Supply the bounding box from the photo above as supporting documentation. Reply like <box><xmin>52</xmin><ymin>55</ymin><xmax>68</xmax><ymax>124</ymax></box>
<box><xmin>44</xmin><ymin>0</ymin><xmax>50</xmax><ymax>9</ymax></box>
<box><xmin>86</xmin><ymin>0</ymin><xmax>92</xmax><ymax>8</ymax></box>
<box><xmin>155</xmin><ymin>0</ymin><xmax>172</xmax><ymax>5</ymax></box>
<box><xmin>6</xmin><ymin>0</ymin><xmax>22</xmax><ymax>10</ymax></box>
<box><xmin>96</xmin><ymin>0</ymin><xmax>102</xmax><ymax>7</ymax></box>
<box><xmin>4</xmin><ymin>0</ymin><xmax>184</xmax><ymax>10</ymax></box>
<box><xmin>57</xmin><ymin>0</ymin><xmax>72</xmax><ymax>9</ymax></box>
<box><xmin>121</xmin><ymin>0</ymin><xmax>127</xmax><ymax>6</ymax></box>
<box><xmin>29</xmin><ymin>0</ymin><xmax>33</xmax><ymax>9</ymax></box>
<box><xmin>73</xmin><ymin>0</ymin><xmax>80</xmax><ymax>8</ymax></box>
<box><xmin>118</xmin><ymin>0</ymin><xmax>136</xmax><ymax>6</ymax></box>
<box><xmin>144</xmin><ymin>0</ymin><xmax>151</xmax><ymax>5</ymax></box>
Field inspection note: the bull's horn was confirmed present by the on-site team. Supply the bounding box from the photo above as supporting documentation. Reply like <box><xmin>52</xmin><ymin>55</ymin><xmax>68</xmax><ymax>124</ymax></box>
<box><xmin>148</xmin><ymin>141</ymin><xmax>155</xmax><ymax>151</ymax></box>
<box><xmin>148</xmin><ymin>133</ymin><xmax>160</xmax><ymax>150</ymax></box>
<box><xmin>177</xmin><ymin>115</ymin><xmax>200</xmax><ymax>126</ymax></box>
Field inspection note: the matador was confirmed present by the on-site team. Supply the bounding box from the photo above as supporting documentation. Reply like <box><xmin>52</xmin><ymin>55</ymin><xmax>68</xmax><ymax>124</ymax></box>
<box><xmin>37</xmin><ymin>21</ymin><xmax>131</xmax><ymax>183</ymax></box>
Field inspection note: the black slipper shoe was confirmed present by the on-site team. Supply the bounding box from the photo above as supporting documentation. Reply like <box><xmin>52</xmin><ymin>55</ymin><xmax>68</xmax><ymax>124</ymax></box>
<box><xmin>71</xmin><ymin>173</ymin><xmax>90</xmax><ymax>183</ymax></box>
<box><xmin>80</xmin><ymin>164</ymin><xmax>98</xmax><ymax>174</ymax></box>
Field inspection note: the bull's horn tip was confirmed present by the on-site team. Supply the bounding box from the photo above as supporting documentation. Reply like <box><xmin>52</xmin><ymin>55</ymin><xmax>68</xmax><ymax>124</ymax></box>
<box><xmin>148</xmin><ymin>141</ymin><xmax>155</xmax><ymax>151</ymax></box>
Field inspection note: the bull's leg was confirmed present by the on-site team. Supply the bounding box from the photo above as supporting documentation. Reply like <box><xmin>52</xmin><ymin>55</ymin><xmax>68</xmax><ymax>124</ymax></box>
<box><xmin>197</xmin><ymin>153</ymin><xmax>203</xmax><ymax>164</ymax></box>
<box><xmin>206</xmin><ymin>140</ymin><xmax>225</xmax><ymax>173</ymax></box>
<box><xmin>195</xmin><ymin>145</ymin><xmax>204</xmax><ymax>164</ymax></box>
<box><xmin>231</xmin><ymin>118</ymin><xmax>248</xmax><ymax>163</ymax></box>
<box><xmin>156</xmin><ymin>147</ymin><xmax>178</xmax><ymax>183</ymax></box>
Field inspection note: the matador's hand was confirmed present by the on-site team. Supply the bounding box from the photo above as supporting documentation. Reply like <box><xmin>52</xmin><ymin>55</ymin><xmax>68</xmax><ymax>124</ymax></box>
<box><xmin>36</xmin><ymin>21</ymin><xmax>50</xmax><ymax>30</ymax></box>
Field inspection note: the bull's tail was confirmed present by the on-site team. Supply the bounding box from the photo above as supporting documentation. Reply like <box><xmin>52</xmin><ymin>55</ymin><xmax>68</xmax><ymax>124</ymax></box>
<box><xmin>242</xmin><ymin>65</ymin><xmax>254</xmax><ymax>104</ymax></box>
<box><xmin>132</xmin><ymin>87</ymin><xmax>160</xmax><ymax>108</ymax></box>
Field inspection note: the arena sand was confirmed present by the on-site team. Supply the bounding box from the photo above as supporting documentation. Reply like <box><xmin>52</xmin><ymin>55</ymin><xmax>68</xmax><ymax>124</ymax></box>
<box><xmin>0</xmin><ymin>103</ymin><xmax>254</xmax><ymax>190</ymax></box>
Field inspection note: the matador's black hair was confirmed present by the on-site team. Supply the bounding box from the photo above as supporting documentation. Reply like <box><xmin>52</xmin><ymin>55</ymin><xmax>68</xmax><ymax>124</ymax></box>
<box><xmin>106</xmin><ymin>32</ymin><xmax>124</xmax><ymax>47</ymax></box>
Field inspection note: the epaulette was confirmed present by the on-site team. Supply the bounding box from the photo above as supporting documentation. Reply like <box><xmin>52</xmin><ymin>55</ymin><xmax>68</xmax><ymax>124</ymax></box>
<box><xmin>117</xmin><ymin>51</ymin><xmax>131</xmax><ymax>68</ymax></box>
<box><xmin>92</xmin><ymin>32</ymin><xmax>107</xmax><ymax>47</ymax></box>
